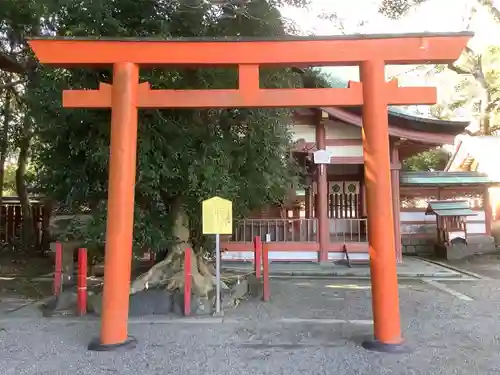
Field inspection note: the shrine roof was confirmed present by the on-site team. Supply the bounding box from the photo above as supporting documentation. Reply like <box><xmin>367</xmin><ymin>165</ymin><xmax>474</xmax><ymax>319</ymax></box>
<box><xmin>425</xmin><ymin>200</ymin><xmax>477</xmax><ymax>217</ymax></box>
<box><xmin>400</xmin><ymin>171</ymin><xmax>500</xmax><ymax>187</ymax></box>
<box><xmin>319</xmin><ymin>74</ymin><xmax>468</xmax><ymax>133</ymax></box>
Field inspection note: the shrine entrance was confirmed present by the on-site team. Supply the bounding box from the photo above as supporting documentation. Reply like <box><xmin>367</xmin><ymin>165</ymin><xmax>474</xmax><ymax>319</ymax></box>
<box><xmin>29</xmin><ymin>33</ymin><xmax>471</xmax><ymax>352</ymax></box>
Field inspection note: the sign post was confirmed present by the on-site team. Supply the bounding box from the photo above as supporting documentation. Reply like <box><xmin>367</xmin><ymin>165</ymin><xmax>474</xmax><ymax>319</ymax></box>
<box><xmin>202</xmin><ymin>196</ymin><xmax>233</xmax><ymax>315</ymax></box>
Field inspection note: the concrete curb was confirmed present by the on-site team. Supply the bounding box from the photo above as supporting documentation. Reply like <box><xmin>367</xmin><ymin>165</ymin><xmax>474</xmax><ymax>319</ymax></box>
<box><xmin>0</xmin><ymin>316</ymin><xmax>375</xmax><ymax>325</ymax></box>
<box><xmin>268</xmin><ymin>274</ymin><xmax>466</xmax><ymax>280</ymax></box>
<box><xmin>224</xmin><ymin>268</ymin><xmax>469</xmax><ymax>280</ymax></box>
<box><xmin>412</xmin><ymin>256</ymin><xmax>490</xmax><ymax>280</ymax></box>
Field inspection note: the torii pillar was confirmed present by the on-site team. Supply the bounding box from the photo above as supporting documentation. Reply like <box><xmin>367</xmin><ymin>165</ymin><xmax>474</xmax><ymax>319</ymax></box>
<box><xmin>360</xmin><ymin>60</ymin><xmax>402</xmax><ymax>350</ymax></box>
<box><xmin>96</xmin><ymin>63</ymin><xmax>139</xmax><ymax>349</ymax></box>
<box><xmin>28</xmin><ymin>33</ymin><xmax>471</xmax><ymax>353</ymax></box>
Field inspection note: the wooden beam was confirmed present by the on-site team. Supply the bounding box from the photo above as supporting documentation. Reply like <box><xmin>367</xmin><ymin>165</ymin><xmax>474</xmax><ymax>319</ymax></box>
<box><xmin>62</xmin><ymin>81</ymin><xmax>436</xmax><ymax>109</ymax></box>
<box><xmin>29</xmin><ymin>34</ymin><xmax>471</xmax><ymax>67</ymax></box>
<box><xmin>63</xmin><ymin>82</ymin><xmax>364</xmax><ymax>108</ymax></box>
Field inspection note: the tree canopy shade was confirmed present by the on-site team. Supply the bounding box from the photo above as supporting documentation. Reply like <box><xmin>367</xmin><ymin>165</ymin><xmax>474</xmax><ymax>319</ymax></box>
<box><xmin>377</xmin><ymin>0</ymin><xmax>428</xmax><ymax>19</ymax></box>
<box><xmin>25</xmin><ymin>0</ymin><xmax>321</xmax><ymax>254</ymax></box>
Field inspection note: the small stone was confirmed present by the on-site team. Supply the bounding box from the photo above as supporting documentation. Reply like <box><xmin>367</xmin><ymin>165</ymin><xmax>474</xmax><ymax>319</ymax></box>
<box><xmin>172</xmin><ymin>292</ymin><xmax>214</xmax><ymax>316</ymax></box>
<box><xmin>193</xmin><ymin>296</ymin><xmax>213</xmax><ymax>315</ymax></box>
<box><xmin>89</xmin><ymin>289</ymin><xmax>173</xmax><ymax>316</ymax></box>
<box><xmin>128</xmin><ymin>289</ymin><xmax>173</xmax><ymax>316</ymax></box>
<box><xmin>246</xmin><ymin>275</ymin><xmax>262</xmax><ymax>298</ymax></box>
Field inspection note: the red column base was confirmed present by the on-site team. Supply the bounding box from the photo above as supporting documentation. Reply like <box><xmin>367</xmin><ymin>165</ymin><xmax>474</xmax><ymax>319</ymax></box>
<box><xmin>319</xmin><ymin>252</ymin><xmax>329</xmax><ymax>264</ymax></box>
<box><xmin>361</xmin><ymin>338</ymin><xmax>411</xmax><ymax>354</ymax></box>
<box><xmin>88</xmin><ymin>336</ymin><xmax>137</xmax><ymax>352</ymax></box>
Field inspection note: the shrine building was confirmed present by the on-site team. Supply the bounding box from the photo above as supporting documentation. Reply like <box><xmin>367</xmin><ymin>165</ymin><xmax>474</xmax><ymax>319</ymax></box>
<box><xmin>221</xmin><ymin>95</ymin><xmax>498</xmax><ymax>263</ymax></box>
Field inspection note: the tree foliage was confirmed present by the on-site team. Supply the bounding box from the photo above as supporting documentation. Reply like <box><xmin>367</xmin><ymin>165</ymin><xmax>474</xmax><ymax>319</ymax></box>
<box><xmin>377</xmin><ymin>0</ymin><xmax>428</xmax><ymax>19</ymax></box>
<box><xmin>378</xmin><ymin>0</ymin><xmax>500</xmax><ymax>138</ymax></box>
<box><xmin>378</xmin><ymin>0</ymin><xmax>500</xmax><ymax>22</ymax></box>
<box><xmin>403</xmin><ymin>148</ymin><xmax>450</xmax><ymax>172</ymax></box>
<box><xmin>8</xmin><ymin>0</ymin><xmax>318</xmax><ymax>256</ymax></box>
<box><xmin>439</xmin><ymin>45</ymin><xmax>500</xmax><ymax>135</ymax></box>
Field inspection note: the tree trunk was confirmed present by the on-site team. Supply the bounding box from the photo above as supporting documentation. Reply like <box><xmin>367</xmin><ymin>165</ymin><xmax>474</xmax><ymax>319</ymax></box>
<box><xmin>16</xmin><ymin>133</ymin><xmax>35</xmax><ymax>251</ymax></box>
<box><xmin>0</xmin><ymin>90</ymin><xmax>11</xmax><ymax>204</ymax></box>
<box><xmin>475</xmin><ymin>70</ymin><xmax>492</xmax><ymax>135</ymax></box>
<box><xmin>40</xmin><ymin>198</ymin><xmax>53</xmax><ymax>254</ymax></box>
<box><xmin>479</xmin><ymin>99</ymin><xmax>492</xmax><ymax>135</ymax></box>
<box><xmin>172</xmin><ymin>198</ymin><xmax>191</xmax><ymax>246</ymax></box>
<box><xmin>129</xmin><ymin>197</ymin><xmax>215</xmax><ymax>296</ymax></box>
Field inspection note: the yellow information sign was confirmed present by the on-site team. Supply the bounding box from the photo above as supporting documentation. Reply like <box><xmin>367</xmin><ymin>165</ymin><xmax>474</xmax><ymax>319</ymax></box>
<box><xmin>202</xmin><ymin>196</ymin><xmax>233</xmax><ymax>235</ymax></box>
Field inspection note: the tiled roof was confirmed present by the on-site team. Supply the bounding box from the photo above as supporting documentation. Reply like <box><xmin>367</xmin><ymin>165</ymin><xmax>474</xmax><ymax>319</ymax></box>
<box><xmin>400</xmin><ymin>171</ymin><xmax>500</xmax><ymax>186</ymax></box>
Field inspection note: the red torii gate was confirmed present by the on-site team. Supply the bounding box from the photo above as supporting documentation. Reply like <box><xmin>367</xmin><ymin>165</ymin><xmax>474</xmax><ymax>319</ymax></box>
<box><xmin>29</xmin><ymin>33</ymin><xmax>471</xmax><ymax>353</ymax></box>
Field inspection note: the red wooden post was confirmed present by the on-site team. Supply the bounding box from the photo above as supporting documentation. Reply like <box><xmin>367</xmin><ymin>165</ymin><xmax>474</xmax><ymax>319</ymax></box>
<box><xmin>54</xmin><ymin>242</ymin><xmax>63</xmax><ymax>296</ymax></box>
<box><xmin>77</xmin><ymin>248</ymin><xmax>88</xmax><ymax>316</ymax></box>
<box><xmin>184</xmin><ymin>247</ymin><xmax>192</xmax><ymax>316</ymax></box>
<box><xmin>361</xmin><ymin>60</ymin><xmax>402</xmax><ymax>349</ymax></box>
<box><xmin>262</xmin><ymin>242</ymin><xmax>270</xmax><ymax>302</ymax></box>
<box><xmin>253</xmin><ymin>236</ymin><xmax>262</xmax><ymax>279</ymax></box>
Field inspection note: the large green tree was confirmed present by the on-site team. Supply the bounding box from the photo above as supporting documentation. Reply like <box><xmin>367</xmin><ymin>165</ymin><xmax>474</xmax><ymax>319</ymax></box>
<box><xmin>8</xmin><ymin>0</ymin><xmax>324</xmax><ymax>292</ymax></box>
<box><xmin>32</xmin><ymin>0</ymin><xmax>307</xmax><ymax>251</ymax></box>
<box><xmin>1</xmin><ymin>0</ymin><xmax>56</xmax><ymax>249</ymax></box>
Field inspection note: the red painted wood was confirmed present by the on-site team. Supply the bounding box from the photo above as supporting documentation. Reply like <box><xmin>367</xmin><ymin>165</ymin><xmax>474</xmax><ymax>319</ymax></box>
<box><xmin>360</xmin><ymin>59</ymin><xmax>402</xmax><ymax>345</ymax></box>
<box><xmin>262</xmin><ymin>242</ymin><xmax>270</xmax><ymax>302</ymax></box>
<box><xmin>253</xmin><ymin>236</ymin><xmax>262</xmax><ymax>279</ymax></box>
<box><xmin>54</xmin><ymin>242</ymin><xmax>63</xmax><ymax>296</ymax></box>
<box><xmin>184</xmin><ymin>248</ymin><xmax>192</xmax><ymax>316</ymax></box>
<box><xmin>484</xmin><ymin>187</ymin><xmax>492</xmax><ymax>236</ymax></box>
<box><xmin>77</xmin><ymin>248</ymin><xmax>88</xmax><ymax>316</ymax></box>
<box><xmin>63</xmin><ymin>83</ymin><xmax>365</xmax><ymax>109</ymax></box>
<box><xmin>28</xmin><ymin>36</ymin><xmax>470</xmax><ymax>66</ymax></box>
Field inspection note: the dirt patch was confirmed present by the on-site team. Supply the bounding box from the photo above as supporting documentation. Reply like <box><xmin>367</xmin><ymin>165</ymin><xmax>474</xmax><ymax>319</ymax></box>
<box><xmin>0</xmin><ymin>252</ymin><xmax>54</xmax><ymax>300</ymax></box>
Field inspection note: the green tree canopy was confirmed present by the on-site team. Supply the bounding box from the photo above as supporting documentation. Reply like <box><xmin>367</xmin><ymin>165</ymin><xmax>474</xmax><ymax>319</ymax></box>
<box><xmin>23</xmin><ymin>0</ymin><xmax>320</xmax><ymax>254</ymax></box>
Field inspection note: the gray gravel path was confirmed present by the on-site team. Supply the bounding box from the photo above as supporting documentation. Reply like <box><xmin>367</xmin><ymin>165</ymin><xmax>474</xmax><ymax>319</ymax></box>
<box><xmin>1</xmin><ymin>278</ymin><xmax>499</xmax><ymax>375</ymax></box>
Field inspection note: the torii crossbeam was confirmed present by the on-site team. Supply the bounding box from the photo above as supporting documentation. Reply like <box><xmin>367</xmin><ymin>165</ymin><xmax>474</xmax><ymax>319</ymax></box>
<box><xmin>29</xmin><ymin>33</ymin><xmax>472</xmax><ymax>353</ymax></box>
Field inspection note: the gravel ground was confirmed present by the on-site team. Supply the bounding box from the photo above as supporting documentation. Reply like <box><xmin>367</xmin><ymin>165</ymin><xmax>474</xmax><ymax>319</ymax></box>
<box><xmin>1</xmin><ymin>277</ymin><xmax>500</xmax><ymax>375</ymax></box>
<box><xmin>444</xmin><ymin>253</ymin><xmax>500</xmax><ymax>279</ymax></box>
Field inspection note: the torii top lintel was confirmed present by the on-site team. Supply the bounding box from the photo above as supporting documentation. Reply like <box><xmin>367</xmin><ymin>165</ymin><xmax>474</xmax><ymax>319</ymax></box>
<box><xmin>27</xmin><ymin>33</ymin><xmax>472</xmax><ymax>109</ymax></box>
<box><xmin>29</xmin><ymin>33</ymin><xmax>472</xmax><ymax>67</ymax></box>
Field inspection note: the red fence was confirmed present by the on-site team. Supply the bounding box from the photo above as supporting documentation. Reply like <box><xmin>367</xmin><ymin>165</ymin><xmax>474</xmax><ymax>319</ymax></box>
<box><xmin>0</xmin><ymin>197</ymin><xmax>45</xmax><ymax>248</ymax></box>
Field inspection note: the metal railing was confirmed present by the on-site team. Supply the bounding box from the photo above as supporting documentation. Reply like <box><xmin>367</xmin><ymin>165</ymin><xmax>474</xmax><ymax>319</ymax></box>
<box><xmin>232</xmin><ymin>218</ymin><xmax>317</xmax><ymax>242</ymax></box>
<box><xmin>329</xmin><ymin>218</ymin><xmax>368</xmax><ymax>242</ymax></box>
<box><xmin>231</xmin><ymin>218</ymin><xmax>369</xmax><ymax>243</ymax></box>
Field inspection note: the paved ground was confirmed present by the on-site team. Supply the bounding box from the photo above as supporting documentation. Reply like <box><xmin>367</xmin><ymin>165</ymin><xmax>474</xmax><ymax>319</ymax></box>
<box><xmin>223</xmin><ymin>256</ymin><xmax>466</xmax><ymax>278</ymax></box>
<box><xmin>2</xmin><ymin>255</ymin><xmax>500</xmax><ymax>375</ymax></box>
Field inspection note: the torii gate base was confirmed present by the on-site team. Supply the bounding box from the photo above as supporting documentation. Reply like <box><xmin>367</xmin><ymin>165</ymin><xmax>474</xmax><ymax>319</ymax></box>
<box><xmin>29</xmin><ymin>33</ymin><xmax>471</xmax><ymax>353</ymax></box>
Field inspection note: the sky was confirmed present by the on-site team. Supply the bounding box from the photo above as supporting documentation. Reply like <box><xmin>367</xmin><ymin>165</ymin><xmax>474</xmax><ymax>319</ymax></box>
<box><xmin>281</xmin><ymin>0</ymin><xmax>498</xmax><ymax>43</ymax></box>
<box><xmin>279</xmin><ymin>0</ymin><xmax>500</xmax><ymax>120</ymax></box>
